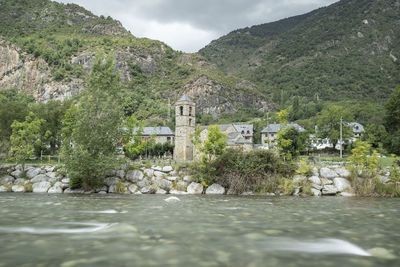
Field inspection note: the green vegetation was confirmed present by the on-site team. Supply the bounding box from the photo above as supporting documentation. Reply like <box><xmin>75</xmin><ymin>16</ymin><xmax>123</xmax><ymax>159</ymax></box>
<box><xmin>193</xmin><ymin>125</ymin><xmax>227</xmax><ymax>163</ymax></box>
<box><xmin>192</xmin><ymin>148</ymin><xmax>295</xmax><ymax>194</ymax></box>
<box><xmin>61</xmin><ymin>56</ymin><xmax>124</xmax><ymax>189</ymax></box>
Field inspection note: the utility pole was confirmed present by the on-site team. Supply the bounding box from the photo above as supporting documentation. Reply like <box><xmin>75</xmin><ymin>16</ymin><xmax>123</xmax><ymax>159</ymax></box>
<box><xmin>340</xmin><ymin>116</ymin><xmax>343</xmax><ymax>158</ymax></box>
<box><xmin>167</xmin><ymin>98</ymin><xmax>171</xmax><ymax>121</ymax></box>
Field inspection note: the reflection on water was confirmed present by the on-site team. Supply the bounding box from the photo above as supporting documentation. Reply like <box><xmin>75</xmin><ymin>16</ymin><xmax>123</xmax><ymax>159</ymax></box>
<box><xmin>0</xmin><ymin>193</ymin><xmax>399</xmax><ymax>266</ymax></box>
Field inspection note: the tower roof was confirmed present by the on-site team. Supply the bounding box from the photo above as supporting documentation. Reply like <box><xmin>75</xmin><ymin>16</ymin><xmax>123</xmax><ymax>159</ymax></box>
<box><xmin>176</xmin><ymin>94</ymin><xmax>193</xmax><ymax>103</ymax></box>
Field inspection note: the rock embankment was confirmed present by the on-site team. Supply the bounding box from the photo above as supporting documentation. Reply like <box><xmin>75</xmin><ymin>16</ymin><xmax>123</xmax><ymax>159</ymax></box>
<box><xmin>0</xmin><ymin>164</ymin><xmax>211</xmax><ymax>195</ymax></box>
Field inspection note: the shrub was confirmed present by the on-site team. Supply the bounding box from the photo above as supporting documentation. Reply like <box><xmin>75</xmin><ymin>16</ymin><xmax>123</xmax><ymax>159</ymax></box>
<box><xmin>192</xmin><ymin>149</ymin><xmax>295</xmax><ymax>194</ymax></box>
<box><xmin>296</xmin><ymin>160</ymin><xmax>313</xmax><ymax>176</ymax></box>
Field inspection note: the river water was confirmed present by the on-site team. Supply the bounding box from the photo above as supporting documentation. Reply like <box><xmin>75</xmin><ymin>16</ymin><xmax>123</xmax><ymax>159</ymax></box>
<box><xmin>0</xmin><ymin>193</ymin><xmax>399</xmax><ymax>266</ymax></box>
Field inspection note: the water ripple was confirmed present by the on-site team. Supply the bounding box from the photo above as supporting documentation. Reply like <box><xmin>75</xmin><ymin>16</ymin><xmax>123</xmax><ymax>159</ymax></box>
<box><xmin>0</xmin><ymin>222</ymin><xmax>117</xmax><ymax>234</ymax></box>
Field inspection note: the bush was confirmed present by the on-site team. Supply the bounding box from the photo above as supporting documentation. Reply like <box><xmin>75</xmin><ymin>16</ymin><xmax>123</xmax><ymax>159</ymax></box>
<box><xmin>191</xmin><ymin>149</ymin><xmax>295</xmax><ymax>194</ymax></box>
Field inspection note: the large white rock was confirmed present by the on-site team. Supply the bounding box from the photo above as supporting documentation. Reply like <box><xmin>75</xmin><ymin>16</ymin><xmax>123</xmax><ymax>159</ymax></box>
<box><xmin>311</xmin><ymin>188</ymin><xmax>321</xmax><ymax>196</ymax></box>
<box><xmin>32</xmin><ymin>181</ymin><xmax>51</xmax><ymax>193</ymax></box>
<box><xmin>320</xmin><ymin>167</ymin><xmax>337</xmax><ymax>179</ymax></box>
<box><xmin>45</xmin><ymin>166</ymin><xmax>55</xmax><ymax>172</ymax></box>
<box><xmin>312</xmin><ymin>167</ymin><xmax>319</xmax><ymax>177</ymax></box>
<box><xmin>156</xmin><ymin>188</ymin><xmax>167</xmax><ymax>194</ymax></box>
<box><xmin>0</xmin><ymin>175</ymin><xmax>15</xmax><ymax>184</ymax></box>
<box><xmin>61</xmin><ymin>178</ymin><xmax>70</xmax><ymax>184</ymax></box>
<box><xmin>104</xmin><ymin>177</ymin><xmax>120</xmax><ymax>186</ymax></box>
<box><xmin>322</xmin><ymin>185</ymin><xmax>338</xmax><ymax>195</ymax></box>
<box><xmin>187</xmin><ymin>182</ymin><xmax>203</xmax><ymax>194</ymax></box>
<box><xmin>128</xmin><ymin>184</ymin><xmax>138</xmax><ymax>193</ymax></box>
<box><xmin>378</xmin><ymin>175</ymin><xmax>390</xmax><ymax>184</ymax></box>
<box><xmin>166</xmin><ymin>176</ymin><xmax>178</xmax><ymax>181</ymax></box>
<box><xmin>46</xmin><ymin>172</ymin><xmax>58</xmax><ymax>179</ymax></box>
<box><xmin>0</xmin><ymin>185</ymin><xmax>8</xmax><ymax>192</ymax></box>
<box><xmin>333</xmin><ymin>178</ymin><xmax>351</xmax><ymax>192</ymax></box>
<box><xmin>31</xmin><ymin>174</ymin><xmax>50</xmax><ymax>183</ymax></box>
<box><xmin>335</xmin><ymin>167</ymin><xmax>351</xmax><ymax>178</ymax></box>
<box><xmin>308</xmin><ymin>176</ymin><xmax>321</xmax><ymax>185</ymax></box>
<box><xmin>138</xmin><ymin>178</ymin><xmax>150</xmax><ymax>188</ymax></box>
<box><xmin>154</xmin><ymin>171</ymin><xmax>165</xmax><ymax>177</ymax></box>
<box><xmin>162</xmin><ymin>166</ymin><xmax>173</xmax><ymax>173</ymax></box>
<box><xmin>140</xmin><ymin>186</ymin><xmax>153</xmax><ymax>194</ymax></box>
<box><xmin>125</xmin><ymin>170</ymin><xmax>144</xmax><ymax>182</ymax></box>
<box><xmin>169</xmin><ymin>190</ymin><xmax>188</xmax><ymax>195</ymax></box>
<box><xmin>12</xmin><ymin>185</ymin><xmax>25</xmax><ymax>192</ymax></box>
<box><xmin>152</xmin><ymin>178</ymin><xmax>172</xmax><ymax>190</ymax></box>
<box><xmin>48</xmin><ymin>185</ymin><xmax>63</xmax><ymax>193</ymax></box>
<box><xmin>151</xmin><ymin>166</ymin><xmax>163</xmax><ymax>171</ymax></box>
<box><xmin>11</xmin><ymin>169</ymin><xmax>24</xmax><ymax>179</ymax></box>
<box><xmin>320</xmin><ymin>177</ymin><xmax>333</xmax><ymax>185</ymax></box>
<box><xmin>26</xmin><ymin>168</ymin><xmax>41</xmax><ymax>179</ymax></box>
<box><xmin>205</xmin><ymin>184</ymin><xmax>225</xmax><ymax>195</ymax></box>
<box><xmin>115</xmin><ymin>170</ymin><xmax>125</xmax><ymax>179</ymax></box>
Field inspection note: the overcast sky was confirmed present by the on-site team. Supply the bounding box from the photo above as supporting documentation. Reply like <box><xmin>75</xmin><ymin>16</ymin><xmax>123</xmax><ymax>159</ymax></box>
<box><xmin>56</xmin><ymin>0</ymin><xmax>339</xmax><ymax>52</ymax></box>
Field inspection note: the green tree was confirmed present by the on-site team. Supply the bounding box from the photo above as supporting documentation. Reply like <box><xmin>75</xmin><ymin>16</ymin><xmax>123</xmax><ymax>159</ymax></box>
<box><xmin>9</xmin><ymin>112</ymin><xmax>44</xmax><ymax>170</ymax></box>
<box><xmin>122</xmin><ymin>116</ymin><xmax>146</xmax><ymax>160</ymax></box>
<box><xmin>193</xmin><ymin>125</ymin><xmax>227</xmax><ymax>163</ymax></box>
<box><xmin>363</xmin><ymin>124</ymin><xmax>388</xmax><ymax>152</ymax></box>
<box><xmin>61</xmin><ymin>55</ymin><xmax>124</xmax><ymax>189</ymax></box>
<box><xmin>384</xmin><ymin>87</ymin><xmax>400</xmax><ymax>155</ymax></box>
<box><xmin>317</xmin><ymin>105</ymin><xmax>353</xmax><ymax>149</ymax></box>
<box><xmin>349</xmin><ymin>140</ymin><xmax>380</xmax><ymax>177</ymax></box>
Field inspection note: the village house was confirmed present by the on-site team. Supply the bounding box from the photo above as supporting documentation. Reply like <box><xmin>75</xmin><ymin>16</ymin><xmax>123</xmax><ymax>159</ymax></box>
<box><xmin>133</xmin><ymin>126</ymin><xmax>175</xmax><ymax>144</ymax></box>
<box><xmin>261</xmin><ymin>123</ymin><xmax>305</xmax><ymax>149</ymax></box>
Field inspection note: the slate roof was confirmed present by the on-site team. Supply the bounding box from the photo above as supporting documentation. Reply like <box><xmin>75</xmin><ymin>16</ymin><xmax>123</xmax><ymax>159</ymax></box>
<box><xmin>233</xmin><ymin>124</ymin><xmax>254</xmax><ymax>137</ymax></box>
<box><xmin>261</xmin><ymin>123</ymin><xmax>305</xmax><ymax>133</ymax></box>
<box><xmin>176</xmin><ymin>94</ymin><xmax>193</xmax><ymax>103</ymax></box>
<box><xmin>133</xmin><ymin>127</ymin><xmax>174</xmax><ymax>136</ymax></box>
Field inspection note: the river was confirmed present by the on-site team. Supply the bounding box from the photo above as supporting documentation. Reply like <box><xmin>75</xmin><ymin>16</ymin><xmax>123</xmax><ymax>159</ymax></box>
<box><xmin>0</xmin><ymin>193</ymin><xmax>399</xmax><ymax>266</ymax></box>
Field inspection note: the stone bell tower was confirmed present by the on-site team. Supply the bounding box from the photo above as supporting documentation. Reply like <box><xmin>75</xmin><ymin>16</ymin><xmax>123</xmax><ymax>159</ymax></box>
<box><xmin>174</xmin><ymin>94</ymin><xmax>195</xmax><ymax>161</ymax></box>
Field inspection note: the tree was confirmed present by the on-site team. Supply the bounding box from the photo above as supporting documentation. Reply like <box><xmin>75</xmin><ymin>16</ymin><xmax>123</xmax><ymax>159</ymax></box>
<box><xmin>363</xmin><ymin>124</ymin><xmax>387</xmax><ymax>152</ymax></box>
<box><xmin>122</xmin><ymin>116</ymin><xmax>146</xmax><ymax>160</ymax></box>
<box><xmin>61</xmin><ymin>55</ymin><xmax>124</xmax><ymax>189</ymax></box>
<box><xmin>9</xmin><ymin>112</ymin><xmax>44</xmax><ymax>171</ymax></box>
<box><xmin>277</xmin><ymin>127</ymin><xmax>307</xmax><ymax>159</ymax></box>
<box><xmin>193</xmin><ymin>125</ymin><xmax>227</xmax><ymax>163</ymax></box>
<box><xmin>384</xmin><ymin>87</ymin><xmax>400</xmax><ymax>155</ymax></box>
<box><xmin>317</xmin><ymin>105</ymin><xmax>353</xmax><ymax>149</ymax></box>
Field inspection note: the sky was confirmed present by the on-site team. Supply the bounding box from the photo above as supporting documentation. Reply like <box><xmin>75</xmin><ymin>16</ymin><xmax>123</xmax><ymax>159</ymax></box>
<box><xmin>56</xmin><ymin>0</ymin><xmax>339</xmax><ymax>53</ymax></box>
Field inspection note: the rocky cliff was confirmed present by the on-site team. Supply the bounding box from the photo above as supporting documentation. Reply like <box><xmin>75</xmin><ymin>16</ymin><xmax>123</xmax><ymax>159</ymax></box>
<box><xmin>0</xmin><ymin>0</ymin><xmax>271</xmax><ymax>118</ymax></box>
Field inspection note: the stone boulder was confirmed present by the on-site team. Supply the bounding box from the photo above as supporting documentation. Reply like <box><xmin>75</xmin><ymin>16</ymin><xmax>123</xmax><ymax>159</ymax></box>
<box><xmin>312</xmin><ymin>167</ymin><xmax>319</xmax><ymax>177</ymax></box>
<box><xmin>154</xmin><ymin>171</ymin><xmax>165</xmax><ymax>177</ymax></box>
<box><xmin>320</xmin><ymin>167</ymin><xmax>337</xmax><ymax>179</ymax></box>
<box><xmin>115</xmin><ymin>169</ymin><xmax>125</xmax><ymax>179</ymax></box>
<box><xmin>169</xmin><ymin>190</ymin><xmax>188</xmax><ymax>195</ymax></box>
<box><xmin>138</xmin><ymin>178</ymin><xmax>150</xmax><ymax>188</ymax></box>
<box><xmin>311</xmin><ymin>188</ymin><xmax>321</xmax><ymax>196</ymax></box>
<box><xmin>335</xmin><ymin>167</ymin><xmax>350</xmax><ymax>178</ymax></box>
<box><xmin>126</xmin><ymin>170</ymin><xmax>144</xmax><ymax>183</ymax></box>
<box><xmin>14</xmin><ymin>178</ymin><xmax>26</xmax><ymax>185</ymax></box>
<box><xmin>183</xmin><ymin>175</ymin><xmax>192</xmax><ymax>182</ymax></box>
<box><xmin>31</xmin><ymin>174</ymin><xmax>50</xmax><ymax>183</ymax></box>
<box><xmin>166</xmin><ymin>176</ymin><xmax>178</xmax><ymax>181</ymax></box>
<box><xmin>12</xmin><ymin>185</ymin><xmax>25</xmax><ymax>192</ymax></box>
<box><xmin>11</xmin><ymin>169</ymin><xmax>24</xmax><ymax>179</ymax></box>
<box><xmin>320</xmin><ymin>177</ymin><xmax>333</xmax><ymax>185</ymax></box>
<box><xmin>48</xmin><ymin>185</ymin><xmax>63</xmax><ymax>194</ymax></box>
<box><xmin>32</xmin><ymin>181</ymin><xmax>51</xmax><ymax>193</ymax></box>
<box><xmin>322</xmin><ymin>185</ymin><xmax>338</xmax><ymax>195</ymax></box>
<box><xmin>143</xmin><ymin>169</ymin><xmax>154</xmax><ymax>177</ymax></box>
<box><xmin>0</xmin><ymin>175</ymin><xmax>15</xmax><ymax>184</ymax></box>
<box><xmin>26</xmin><ymin>168</ymin><xmax>41</xmax><ymax>179</ymax></box>
<box><xmin>128</xmin><ymin>184</ymin><xmax>138</xmax><ymax>193</ymax></box>
<box><xmin>308</xmin><ymin>176</ymin><xmax>321</xmax><ymax>185</ymax></box>
<box><xmin>140</xmin><ymin>186</ymin><xmax>155</xmax><ymax>194</ymax></box>
<box><xmin>0</xmin><ymin>185</ymin><xmax>8</xmax><ymax>192</ymax></box>
<box><xmin>45</xmin><ymin>166</ymin><xmax>55</xmax><ymax>173</ymax></box>
<box><xmin>205</xmin><ymin>184</ymin><xmax>225</xmax><ymax>195</ymax></box>
<box><xmin>152</xmin><ymin>178</ymin><xmax>172</xmax><ymax>190</ymax></box>
<box><xmin>187</xmin><ymin>182</ymin><xmax>203</xmax><ymax>194</ymax></box>
<box><xmin>151</xmin><ymin>166</ymin><xmax>163</xmax><ymax>171</ymax></box>
<box><xmin>162</xmin><ymin>166</ymin><xmax>173</xmax><ymax>173</ymax></box>
<box><xmin>61</xmin><ymin>178</ymin><xmax>70</xmax><ymax>184</ymax></box>
<box><xmin>104</xmin><ymin>177</ymin><xmax>120</xmax><ymax>186</ymax></box>
<box><xmin>333</xmin><ymin>178</ymin><xmax>351</xmax><ymax>192</ymax></box>
<box><xmin>378</xmin><ymin>175</ymin><xmax>390</xmax><ymax>184</ymax></box>
<box><xmin>64</xmin><ymin>188</ymin><xmax>84</xmax><ymax>194</ymax></box>
<box><xmin>156</xmin><ymin>188</ymin><xmax>167</xmax><ymax>194</ymax></box>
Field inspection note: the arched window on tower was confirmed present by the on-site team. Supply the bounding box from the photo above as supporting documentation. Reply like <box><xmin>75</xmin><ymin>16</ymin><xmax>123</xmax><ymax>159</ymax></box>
<box><xmin>189</xmin><ymin>118</ymin><xmax>192</xmax><ymax>126</ymax></box>
<box><xmin>189</xmin><ymin>107</ymin><xmax>192</xmax><ymax>116</ymax></box>
<box><xmin>180</xmin><ymin>106</ymin><xmax>183</xmax><ymax>116</ymax></box>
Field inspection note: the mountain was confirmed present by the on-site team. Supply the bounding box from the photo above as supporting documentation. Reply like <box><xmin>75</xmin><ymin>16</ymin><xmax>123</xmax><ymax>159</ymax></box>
<box><xmin>0</xmin><ymin>0</ymin><xmax>271</xmax><ymax>120</ymax></box>
<box><xmin>199</xmin><ymin>0</ymin><xmax>400</xmax><ymax>104</ymax></box>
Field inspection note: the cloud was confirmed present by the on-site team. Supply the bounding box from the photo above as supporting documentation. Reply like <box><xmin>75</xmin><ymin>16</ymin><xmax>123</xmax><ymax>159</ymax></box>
<box><xmin>56</xmin><ymin>0</ymin><xmax>339</xmax><ymax>52</ymax></box>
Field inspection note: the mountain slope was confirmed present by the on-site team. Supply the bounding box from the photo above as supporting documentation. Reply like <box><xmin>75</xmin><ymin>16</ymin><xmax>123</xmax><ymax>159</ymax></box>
<box><xmin>0</xmin><ymin>0</ymin><xmax>271</xmax><ymax>120</ymax></box>
<box><xmin>199</xmin><ymin>0</ymin><xmax>400</xmax><ymax>103</ymax></box>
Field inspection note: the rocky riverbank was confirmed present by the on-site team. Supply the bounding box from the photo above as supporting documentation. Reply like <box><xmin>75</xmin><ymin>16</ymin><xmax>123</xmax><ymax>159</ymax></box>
<box><xmin>0</xmin><ymin>163</ymin><xmax>393</xmax><ymax>196</ymax></box>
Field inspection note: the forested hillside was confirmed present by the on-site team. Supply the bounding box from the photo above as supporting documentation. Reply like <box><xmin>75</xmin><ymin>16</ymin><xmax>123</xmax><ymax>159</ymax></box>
<box><xmin>200</xmin><ymin>0</ymin><xmax>400</xmax><ymax>104</ymax></box>
<box><xmin>0</xmin><ymin>0</ymin><xmax>270</xmax><ymax>121</ymax></box>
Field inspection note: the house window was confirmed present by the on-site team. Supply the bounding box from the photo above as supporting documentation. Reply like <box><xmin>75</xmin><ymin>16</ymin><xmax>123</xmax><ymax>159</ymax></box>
<box><xmin>241</xmin><ymin>130</ymin><xmax>244</xmax><ymax>134</ymax></box>
<box><xmin>180</xmin><ymin>106</ymin><xmax>183</xmax><ymax>116</ymax></box>
<box><xmin>189</xmin><ymin>107</ymin><xmax>192</xmax><ymax>116</ymax></box>
<box><xmin>167</xmin><ymin>137</ymin><xmax>171</xmax><ymax>143</ymax></box>
<box><xmin>189</xmin><ymin>118</ymin><xmax>192</xmax><ymax>126</ymax></box>
<box><xmin>247</xmin><ymin>130</ymin><xmax>250</xmax><ymax>134</ymax></box>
